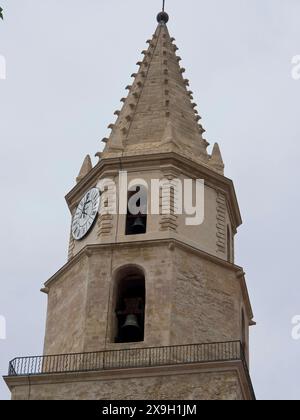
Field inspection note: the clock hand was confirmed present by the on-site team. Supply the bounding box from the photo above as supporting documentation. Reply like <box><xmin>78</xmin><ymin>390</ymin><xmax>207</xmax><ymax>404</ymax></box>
<box><xmin>82</xmin><ymin>200</ymin><xmax>91</xmax><ymax>211</ymax></box>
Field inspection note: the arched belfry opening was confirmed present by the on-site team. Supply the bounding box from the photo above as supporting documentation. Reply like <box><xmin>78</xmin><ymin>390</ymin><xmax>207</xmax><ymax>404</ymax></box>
<box><xmin>113</xmin><ymin>266</ymin><xmax>146</xmax><ymax>343</ymax></box>
<box><xmin>125</xmin><ymin>185</ymin><xmax>147</xmax><ymax>235</ymax></box>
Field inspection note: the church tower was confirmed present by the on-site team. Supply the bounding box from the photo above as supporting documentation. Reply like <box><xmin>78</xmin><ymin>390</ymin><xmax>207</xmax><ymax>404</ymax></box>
<box><xmin>5</xmin><ymin>8</ymin><xmax>255</xmax><ymax>400</ymax></box>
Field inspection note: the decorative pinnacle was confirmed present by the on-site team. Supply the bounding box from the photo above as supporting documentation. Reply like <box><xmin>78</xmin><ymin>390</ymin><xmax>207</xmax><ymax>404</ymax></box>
<box><xmin>157</xmin><ymin>0</ymin><xmax>169</xmax><ymax>24</ymax></box>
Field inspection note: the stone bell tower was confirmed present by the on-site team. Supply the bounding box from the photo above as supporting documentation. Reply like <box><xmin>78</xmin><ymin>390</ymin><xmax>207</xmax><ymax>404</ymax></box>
<box><xmin>5</xmin><ymin>9</ymin><xmax>255</xmax><ymax>400</ymax></box>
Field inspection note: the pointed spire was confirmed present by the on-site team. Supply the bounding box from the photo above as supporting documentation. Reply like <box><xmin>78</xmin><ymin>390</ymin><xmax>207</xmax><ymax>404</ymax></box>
<box><xmin>209</xmin><ymin>143</ymin><xmax>225</xmax><ymax>175</ymax></box>
<box><xmin>98</xmin><ymin>13</ymin><xmax>210</xmax><ymax>165</ymax></box>
<box><xmin>76</xmin><ymin>155</ymin><xmax>93</xmax><ymax>183</ymax></box>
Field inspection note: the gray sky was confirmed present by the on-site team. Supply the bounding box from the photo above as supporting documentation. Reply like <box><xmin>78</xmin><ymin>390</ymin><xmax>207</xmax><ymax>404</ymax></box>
<box><xmin>1</xmin><ymin>0</ymin><xmax>300</xmax><ymax>400</ymax></box>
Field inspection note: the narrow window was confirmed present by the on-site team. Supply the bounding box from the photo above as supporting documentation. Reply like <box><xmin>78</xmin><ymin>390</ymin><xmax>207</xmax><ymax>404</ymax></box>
<box><xmin>114</xmin><ymin>269</ymin><xmax>145</xmax><ymax>343</ymax></box>
<box><xmin>126</xmin><ymin>185</ymin><xmax>147</xmax><ymax>235</ymax></box>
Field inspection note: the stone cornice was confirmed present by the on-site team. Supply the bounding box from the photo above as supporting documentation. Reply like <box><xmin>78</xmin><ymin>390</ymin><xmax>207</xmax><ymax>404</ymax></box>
<box><xmin>3</xmin><ymin>360</ymin><xmax>254</xmax><ymax>400</ymax></box>
<box><xmin>65</xmin><ymin>152</ymin><xmax>242</xmax><ymax>229</ymax></box>
<box><xmin>43</xmin><ymin>239</ymin><xmax>254</xmax><ymax>323</ymax></box>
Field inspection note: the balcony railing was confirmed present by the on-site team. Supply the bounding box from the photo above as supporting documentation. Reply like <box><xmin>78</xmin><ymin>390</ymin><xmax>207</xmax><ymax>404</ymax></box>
<box><xmin>8</xmin><ymin>341</ymin><xmax>255</xmax><ymax>399</ymax></box>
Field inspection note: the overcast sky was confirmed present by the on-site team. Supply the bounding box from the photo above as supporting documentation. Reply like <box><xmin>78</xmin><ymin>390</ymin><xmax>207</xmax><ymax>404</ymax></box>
<box><xmin>1</xmin><ymin>0</ymin><xmax>300</xmax><ymax>400</ymax></box>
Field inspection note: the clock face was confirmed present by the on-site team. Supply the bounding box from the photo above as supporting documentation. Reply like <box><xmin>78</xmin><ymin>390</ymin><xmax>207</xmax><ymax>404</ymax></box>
<box><xmin>72</xmin><ymin>188</ymin><xmax>100</xmax><ymax>241</ymax></box>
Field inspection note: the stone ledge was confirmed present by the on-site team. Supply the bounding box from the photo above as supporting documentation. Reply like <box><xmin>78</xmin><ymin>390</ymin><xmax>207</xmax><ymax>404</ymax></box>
<box><xmin>65</xmin><ymin>152</ymin><xmax>242</xmax><ymax>229</ymax></box>
<box><xmin>3</xmin><ymin>360</ymin><xmax>254</xmax><ymax>401</ymax></box>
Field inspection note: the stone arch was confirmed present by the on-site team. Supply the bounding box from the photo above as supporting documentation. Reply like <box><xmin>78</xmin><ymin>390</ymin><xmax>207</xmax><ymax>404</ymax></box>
<box><xmin>111</xmin><ymin>264</ymin><xmax>146</xmax><ymax>343</ymax></box>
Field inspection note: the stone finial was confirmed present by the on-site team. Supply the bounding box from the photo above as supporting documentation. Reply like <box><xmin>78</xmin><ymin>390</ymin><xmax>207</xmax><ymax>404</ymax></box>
<box><xmin>76</xmin><ymin>155</ymin><xmax>93</xmax><ymax>184</ymax></box>
<box><xmin>209</xmin><ymin>143</ymin><xmax>225</xmax><ymax>175</ymax></box>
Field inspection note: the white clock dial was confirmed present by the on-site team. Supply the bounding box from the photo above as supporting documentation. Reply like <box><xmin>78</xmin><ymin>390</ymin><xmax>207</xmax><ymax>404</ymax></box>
<box><xmin>72</xmin><ymin>188</ymin><xmax>100</xmax><ymax>241</ymax></box>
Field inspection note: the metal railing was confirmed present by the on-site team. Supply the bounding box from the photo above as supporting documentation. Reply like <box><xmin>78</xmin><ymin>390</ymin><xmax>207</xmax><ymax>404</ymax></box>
<box><xmin>8</xmin><ymin>341</ymin><xmax>255</xmax><ymax>399</ymax></box>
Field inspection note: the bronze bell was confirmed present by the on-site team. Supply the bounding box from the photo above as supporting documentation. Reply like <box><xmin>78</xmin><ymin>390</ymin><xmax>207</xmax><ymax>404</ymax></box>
<box><xmin>121</xmin><ymin>314</ymin><xmax>140</xmax><ymax>330</ymax></box>
<box><xmin>120</xmin><ymin>314</ymin><xmax>141</xmax><ymax>342</ymax></box>
<box><xmin>130</xmin><ymin>216</ymin><xmax>146</xmax><ymax>234</ymax></box>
